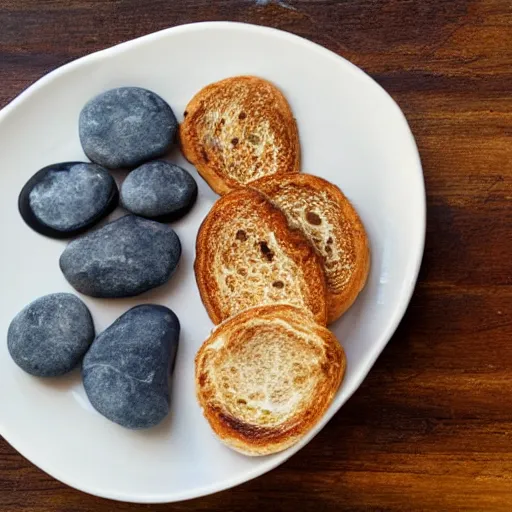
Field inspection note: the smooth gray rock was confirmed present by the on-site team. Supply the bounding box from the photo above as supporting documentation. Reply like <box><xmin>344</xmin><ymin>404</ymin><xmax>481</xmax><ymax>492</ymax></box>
<box><xmin>82</xmin><ymin>304</ymin><xmax>180</xmax><ymax>429</ymax></box>
<box><xmin>79</xmin><ymin>87</ymin><xmax>177</xmax><ymax>169</ymax></box>
<box><xmin>59</xmin><ymin>215</ymin><xmax>181</xmax><ymax>298</ymax></box>
<box><xmin>7</xmin><ymin>293</ymin><xmax>94</xmax><ymax>377</ymax></box>
<box><xmin>121</xmin><ymin>161</ymin><xmax>197</xmax><ymax>221</ymax></box>
<box><xmin>18</xmin><ymin>162</ymin><xmax>118</xmax><ymax>238</ymax></box>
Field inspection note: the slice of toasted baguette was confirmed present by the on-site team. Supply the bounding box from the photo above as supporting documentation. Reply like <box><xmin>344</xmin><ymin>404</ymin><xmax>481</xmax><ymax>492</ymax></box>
<box><xmin>194</xmin><ymin>188</ymin><xmax>327</xmax><ymax>325</ymax></box>
<box><xmin>252</xmin><ymin>174</ymin><xmax>370</xmax><ymax>323</ymax></box>
<box><xmin>195</xmin><ymin>304</ymin><xmax>346</xmax><ymax>456</ymax></box>
<box><xmin>179</xmin><ymin>76</ymin><xmax>300</xmax><ymax>195</ymax></box>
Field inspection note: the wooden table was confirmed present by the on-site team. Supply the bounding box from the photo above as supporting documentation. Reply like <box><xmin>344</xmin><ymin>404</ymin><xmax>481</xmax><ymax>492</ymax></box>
<box><xmin>1</xmin><ymin>1</ymin><xmax>511</xmax><ymax>510</ymax></box>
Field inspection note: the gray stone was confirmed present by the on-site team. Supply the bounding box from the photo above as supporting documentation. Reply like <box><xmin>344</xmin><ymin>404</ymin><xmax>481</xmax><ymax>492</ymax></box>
<box><xmin>7</xmin><ymin>293</ymin><xmax>94</xmax><ymax>377</ymax></box>
<box><xmin>79</xmin><ymin>87</ymin><xmax>177</xmax><ymax>169</ymax></box>
<box><xmin>82</xmin><ymin>305</ymin><xmax>180</xmax><ymax>429</ymax></box>
<box><xmin>18</xmin><ymin>162</ymin><xmax>118</xmax><ymax>238</ymax></box>
<box><xmin>121</xmin><ymin>161</ymin><xmax>197</xmax><ymax>221</ymax></box>
<box><xmin>59</xmin><ymin>215</ymin><xmax>181</xmax><ymax>298</ymax></box>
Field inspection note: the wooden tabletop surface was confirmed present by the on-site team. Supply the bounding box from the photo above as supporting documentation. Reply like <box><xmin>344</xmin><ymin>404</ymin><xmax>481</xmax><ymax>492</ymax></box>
<box><xmin>1</xmin><ymin>1</ymin><xmax>511</xmax><ymax>510</ymax></box>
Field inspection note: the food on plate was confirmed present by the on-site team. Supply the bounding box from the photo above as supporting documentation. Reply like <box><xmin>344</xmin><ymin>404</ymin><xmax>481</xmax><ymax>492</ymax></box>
<box><xmin>7</xmin><ymin>73</ymin><xmax>362</xmax><ymax>454</ymax></box>
<box><xmin>83</xmin><ymin>305</ymin><xmax>180</xmax><ymax>429</ymax></box>
<box><xmin>59</xmin><ymin>215</ymin><xmax>181</xmax><ymax>298</ymax></box>
<box><xmin>79</xmin><ymin>87</ymin><xmax>177</xmax><ymax>169</ymax></box>
<box><xmin>180</xmin><ymin>76</ymin><xmax>300</xmax><ymax>195</ymax></box>
<box><xmin>120</xmin><ymin>160</ymin><xmax>197</xmax><ymax>221</ymax></box>
<box><xmin>194</xmin><ymin>188</ymin><xmax>327</xmax><ymax>325</ymax></box>
<box><xmin>195</xmin><ymin>304</ymin><xmax>345</xmax><ymax>455</ymax></box>
<box><xmin>18</xmin><ymin>162</ymin><xmax>118</xmax><ymax>239</ymax></box>
<box><xmin>7</xmin><ymin>293</ymin><xmax>94</xmax><ymax>377</ymax></box>
<box><xmin>253</xmin><ymin>174</ymin><xmax>370</xmax><ymax>323</ymax></box>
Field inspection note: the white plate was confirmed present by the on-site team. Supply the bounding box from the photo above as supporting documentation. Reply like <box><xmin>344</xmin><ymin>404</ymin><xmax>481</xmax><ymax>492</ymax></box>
<box><xmin>0</xmin><ymin>22</ymin><xmax>425</xmax><ymax>503</ymax></box>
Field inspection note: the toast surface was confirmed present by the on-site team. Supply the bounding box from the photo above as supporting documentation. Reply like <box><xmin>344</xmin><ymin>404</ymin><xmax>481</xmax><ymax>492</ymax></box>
<box><xmin>253</xmin><ymin>174</ymin><xmax>370</xmax><ymax>323</ymax></box>
<box><xmin>195</xmin><ymin>304</ymin><xmax>346</xmax><ymax>455</ymax></box>
<box><xmin>194</xmin><ymin>188</ymin><xmax>327</xmax><ymax>325</ymax></box>
<box><xmin>180</xmin><ymin>76</ymin><xmax>300</xmax><ymax>195</ymax></box>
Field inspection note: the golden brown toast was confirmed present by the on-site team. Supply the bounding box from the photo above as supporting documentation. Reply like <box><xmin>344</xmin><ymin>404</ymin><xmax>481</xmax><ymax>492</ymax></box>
<box><xmin>252</xmin><ymin>174</ymin><xmax>370</xmax><ymax>323</ymax></box>
<box><xmin>179</xmin><ymin>76</ymin><xmax>300</xmax><ymax>195</ymax></box>
<box><xmin>195</xmin><ymin>304</ymin><xmax>346</xmax><ymax>456</ymax></box>
<box><xmin>194</xmin><ymin>188</ymin><xmax>327</xmax><ymax>325</ymax></box>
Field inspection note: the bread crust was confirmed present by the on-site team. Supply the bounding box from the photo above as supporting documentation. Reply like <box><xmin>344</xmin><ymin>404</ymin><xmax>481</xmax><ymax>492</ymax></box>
<box><xmin>252</xmin><ymin>174</ymin><xmax>370</xmax><ymax>323</ymax></box>
<box><xmin>194</xmin><ymin>188</ymin><xmax>327</xmax><ymax>325</ymax></box>
<box><xmin>195</xmin><ymin>305</ymin><xmax>346</xmax><ymax>456</ymax></box>
<box><xmin>180</xmin><ymin>76</ymin><xmax>300</xmax><ymax>195</ymax></box>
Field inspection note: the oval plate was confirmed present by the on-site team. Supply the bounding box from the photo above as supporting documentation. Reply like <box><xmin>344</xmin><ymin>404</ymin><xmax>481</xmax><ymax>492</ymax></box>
<box><xmin>0</xmin><ymin>22</ymin><xmax>425</xmax><ymax>503</ymax></box>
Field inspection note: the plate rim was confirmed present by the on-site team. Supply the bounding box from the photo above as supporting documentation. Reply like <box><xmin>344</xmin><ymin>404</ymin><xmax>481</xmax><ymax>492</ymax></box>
<box><xmin>0</xmin><ymin>21</ymin><xmax>426</xmax><ymax>503</ymax></box>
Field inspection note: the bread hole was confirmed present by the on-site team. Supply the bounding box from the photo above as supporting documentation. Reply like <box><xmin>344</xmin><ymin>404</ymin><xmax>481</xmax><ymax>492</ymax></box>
<box><xmin>220</xmin><ymin>118</ymin><xmax>225</xmax><ymax>125</ymax></box>
<box><xmin>272</xmin><ymin>280</ymin><xmax>284</xmax><ymax>289</ymax></box>
<box><xmin>236</xmin><ymin>229</ymin><xmax>247</xmax><ymax>242</ymax></box>
<box><xmin>325</xmin><ymin>245</ymin><xmax>332</xmax><ymax>254</ymax></box>
<box><xmin>237</xmin><ymin>268</ymin><xmax>247</xmax><ymax>276</ymax></box>
<box><xmin>306</xmin><ymin>212</ymin><xmax>322</xmax><ymax>225</ymax></box>
<box><xmin>238</xmin><ymin>112</ymin><xmax>247</xmax><ymax>120</ymax></box>
<box><xmin>183</xmin><ymin>111</ymin><xmax>188</xmax><ymax>117</ymax></box>
<box><xmin>247</xmin><ymin>134</ymin><xmax>261</xmax><ymax>145</ymax></box>
<box><xmin>237</xmin><ymin>399</ymin><xmax>247</xmax><ymax>405</ymax></box>
<box><xmin>231</xmin><ymin>137</ymin><xmax>239</xmax><ymax>146</ymax></box>
<box><xmin>327</xmin><ymin>237</ymin><xmax>333</xmax><ymax>244</ymax></box>
<box><xmin>230</xmin><ymin>367</ymin><xmax>237</xmax><ymax>374</ymax></box>
<box><xmin>223</xmin><ymin>383</ymin><xmax>229</xmax><ymax>389</ymax></box>
<box><xmin>259</xmin><ymin>241</ymin><xmax>274</xmax><ymax>262</ymax></box>
<box><xmin>325</xmin><ymin>261</ymin><xmax>335</xmax><ymax>269</ymax></box>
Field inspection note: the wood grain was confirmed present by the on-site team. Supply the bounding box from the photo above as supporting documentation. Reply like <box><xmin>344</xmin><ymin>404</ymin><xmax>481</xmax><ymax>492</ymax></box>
<box><xmin>1</xmin><ymin>0</ymin><xmax>511</xmax><ymax>510</ymax></box>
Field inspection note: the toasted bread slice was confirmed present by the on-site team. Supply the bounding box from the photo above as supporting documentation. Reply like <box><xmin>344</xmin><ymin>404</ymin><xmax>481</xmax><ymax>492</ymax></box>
<box><xmin>194</xmin><ymin>188</ymin><xmax>327</xmax><ymax>325</ymax></box>
<box><xmin>252</xmin><ymin>174</ymin><xmax>370</xmax><ymax>323</ymax></box>
<box><xmin>195</xmin><ymin>304</ymin><xmax>346</xmax><ymax>456</ymax></box>
<box><xmin>180</xmin><ymin>76</ymin><xmax>300</xmax><ymax>195</ymax></box>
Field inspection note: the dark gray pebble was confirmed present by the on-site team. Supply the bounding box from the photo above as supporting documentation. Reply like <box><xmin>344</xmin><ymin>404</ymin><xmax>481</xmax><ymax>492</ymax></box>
<box><xmin>82</xmin><ymin>304</ymin><xmax>180</xmax><ymax>429</ymax></box>
<box><xmin>121</xmin><ymin>161</ymin><xmax>197</xmax><ymax>221</ymax></box>
<box><xmin>79</xmin><ymin>87</ymin><xmax>177</xmax><ymax>169</ymax></box>
<box><xmin>7</xmin><ymin>293</ymin><xmax>94</xmax><ymax>377</ymax></box>
<box><xmin>59</xmin><ymin>215</ymin><xmax>181</xmax><ymax>298</ymax></box>
<box><xmin>18</xmin><ymin>162</ymin><xmax>118</xmax><ymax>238</ymax></box>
